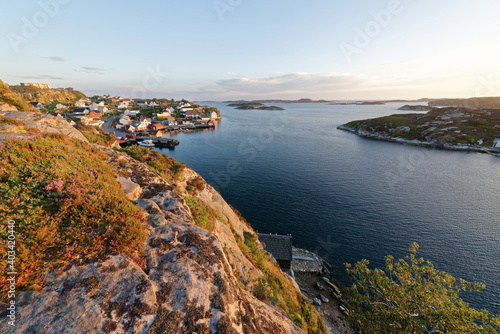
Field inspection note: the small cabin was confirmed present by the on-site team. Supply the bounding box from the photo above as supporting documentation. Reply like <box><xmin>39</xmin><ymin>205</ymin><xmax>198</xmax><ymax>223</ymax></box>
<box><xmin>258</xmin><ymin>234</ymin><xmax>293</xmax><ymax>270</ymax></box>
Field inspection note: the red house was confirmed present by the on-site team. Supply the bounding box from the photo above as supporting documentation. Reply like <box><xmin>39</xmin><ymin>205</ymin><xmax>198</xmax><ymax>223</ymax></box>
<box><xmin>148</xmin><ymin>123</ymin><xmax>165</xmax><ymax>131</ymax></box>
<box><xmin>88</xmin><ymin>111</ymin><xmax>102</xmax><ymax>118</ymax></box>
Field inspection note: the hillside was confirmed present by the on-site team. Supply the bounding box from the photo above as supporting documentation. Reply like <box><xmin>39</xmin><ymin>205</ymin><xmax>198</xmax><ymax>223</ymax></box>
<box><xmin>0</xmin><ymin>113</ymin><xmax>326</xmax><ymax>333</ymax></box>
<box><xmin>338</xmin><ymin>107</ymin><xmax>500</xmax><ymax>154</ymax></box>
<box><xmin>429</xmin><ymin>97</ymin><xmax>500</xmax><ymax>109</ymax></box>
<box><xmin>10</xmin><ymin>84</ymin><xmax>86</xmax><ymax>104</ymax></box>
<box><xmin>0</xmin><ymin>79</ymin><xmax>37</xmax><ymax>112</ymax></box>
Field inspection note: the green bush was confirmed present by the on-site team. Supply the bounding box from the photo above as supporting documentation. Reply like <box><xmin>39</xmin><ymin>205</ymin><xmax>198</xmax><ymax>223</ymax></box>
<box><xmin>345</xmin><ymin>243</ymin><xmax>500</xmax><ymax>333</ymax></box>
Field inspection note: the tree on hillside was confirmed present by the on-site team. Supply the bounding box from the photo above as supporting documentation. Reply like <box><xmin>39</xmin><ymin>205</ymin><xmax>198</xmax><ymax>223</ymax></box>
<box><xmin>345</xmin><ymin>243</ymin><xmax>500</xmax><ymax>333</ymax></box>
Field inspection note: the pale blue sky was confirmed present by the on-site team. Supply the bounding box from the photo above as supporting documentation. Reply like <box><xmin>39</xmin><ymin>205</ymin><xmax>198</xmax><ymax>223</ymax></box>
<box><xmin>1</xmin><ymin>0</ymin><xmax>499</xmax><ymax>100</ymax></box>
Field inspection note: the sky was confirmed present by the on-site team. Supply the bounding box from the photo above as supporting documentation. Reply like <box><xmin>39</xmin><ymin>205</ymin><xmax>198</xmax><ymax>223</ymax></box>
<box><xmin>1</xmin><ymin>0</ymin><xmax>500</xmax><ymax>101</ymax></box>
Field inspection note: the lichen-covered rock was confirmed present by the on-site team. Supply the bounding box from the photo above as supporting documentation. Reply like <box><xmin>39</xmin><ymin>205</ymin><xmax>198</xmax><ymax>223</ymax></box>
<box><xmin>0</xmin><ymin>111</ymin><xmax>88</xmax><ymax>142</ymax></box>
<box><xmin>0</xmin><ymin>144</ymin><xmax>310</xmax><ymax>334</ymax></box>
<box><xmin>6</xmin><ymin>256</ymin><xmax>156</xmax><ymax>333</ymax></box>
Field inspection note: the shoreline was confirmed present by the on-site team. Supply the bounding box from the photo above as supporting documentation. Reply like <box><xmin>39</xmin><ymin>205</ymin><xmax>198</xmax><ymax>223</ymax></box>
<box><xmin>290</xmin><ymin>248</ymin><xmax>353</xmax><ymax>334</ymax></box>
<box><xmin>338</xmin><ymin>124</ymin><xmax>500</xmax><ymax>157</ymax></box>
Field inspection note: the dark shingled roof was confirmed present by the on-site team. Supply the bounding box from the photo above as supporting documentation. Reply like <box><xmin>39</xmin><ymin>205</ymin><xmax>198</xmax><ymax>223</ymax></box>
<box><xmin>258</xmin><ymin>234</ymin><xmax>293</xmax><ymax>261</ymax></box>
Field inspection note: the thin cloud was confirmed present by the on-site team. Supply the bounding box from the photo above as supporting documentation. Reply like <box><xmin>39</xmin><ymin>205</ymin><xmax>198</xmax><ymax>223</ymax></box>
<box><xmin>44</xmin><ymin>56</ymin><xmax>66</xmax><ymax>62</ymax></box>
<box><xmin>215</xmin><ymin>72</ymin><xmax>367</xmax><ymax>95</ymax></box>
<box><xmin>184</xmin><ymin>72</ymin><xmax>430</xmax><ymax>100</ymax></box>
<box><xmin>18</xmin><ymin>74</ymin><xmax>64</xmax><ymax>80</ymax></box>
<box><xmin>77</xmin><ymin>66</ymin><xmax>106</xmax><ymax>75</ymax></box>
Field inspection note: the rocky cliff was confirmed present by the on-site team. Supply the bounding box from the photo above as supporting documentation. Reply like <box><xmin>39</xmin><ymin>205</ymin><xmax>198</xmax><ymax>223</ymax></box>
<box><xmin>0</xmin><ymin>114</ymin><xmax>325</xmax><ymax>333</ymax></box>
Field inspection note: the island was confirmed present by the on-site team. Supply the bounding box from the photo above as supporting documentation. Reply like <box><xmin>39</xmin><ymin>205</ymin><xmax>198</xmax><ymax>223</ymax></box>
<box><xmin>329</xmin><ymin>101</ymin><xmax>386</xmax><ymax>106</ymax></box>
<box><xmin>338</xmin><ymin>107</ymin><xmax>500</xmax><ymax>155</ymax></box>
<box><xmin>228</xmin><ymin>102</ymin><xmax>285</xmax><ymax>110</ymax></box>
<box><xmin>397</xmin><ymin>105</ymin><xmax>434</xmax><ymax>111</ymax></box>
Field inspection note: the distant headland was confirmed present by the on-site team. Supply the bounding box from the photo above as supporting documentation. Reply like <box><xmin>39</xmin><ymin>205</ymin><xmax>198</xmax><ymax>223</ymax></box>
<box><xmin>338</xmin><ymin>107</ymin><xmax>500</xmax><ymax>155</ymax></box>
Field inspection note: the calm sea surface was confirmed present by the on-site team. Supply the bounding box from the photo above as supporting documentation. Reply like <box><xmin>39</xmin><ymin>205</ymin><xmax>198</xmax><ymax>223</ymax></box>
<box><xmin>157</xmin><ymin>102</ymin><xmax>500</xmax><ymax>314</ymax></box>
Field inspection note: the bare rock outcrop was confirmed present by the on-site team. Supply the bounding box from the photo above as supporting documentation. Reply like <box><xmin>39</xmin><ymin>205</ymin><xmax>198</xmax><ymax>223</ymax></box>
<box><xmin>0</xmin><ymin>111</ymin><xmax>88</xmax><ymax>142</ymax></box>
<box><xmin>2</xmin><ymin>146</ymin><xmax>305</xmax><ymax>333</ymax></box>
<box><xmin>0</xmin><ymin>102</ymin><xmax>18</xmax><ymax>112</ymax></box>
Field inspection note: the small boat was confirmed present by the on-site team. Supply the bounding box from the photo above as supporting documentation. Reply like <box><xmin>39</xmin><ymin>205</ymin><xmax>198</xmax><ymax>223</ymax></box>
<box><xmin>138</xmin><ymin>139</ymin><xmax>155</xmax><ymax>147</ymax></box>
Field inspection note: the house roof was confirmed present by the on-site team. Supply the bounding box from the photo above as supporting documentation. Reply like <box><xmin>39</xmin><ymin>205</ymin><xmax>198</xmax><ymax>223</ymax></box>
<box><xmin>258</xmin><ymin>234</ymin><xmax>293</xmax><ymax>261</ymax></box>
<box><xmin>149</xmin><ymin>123</ymin><xmax>164</xmax><ymax>130</ymax></box>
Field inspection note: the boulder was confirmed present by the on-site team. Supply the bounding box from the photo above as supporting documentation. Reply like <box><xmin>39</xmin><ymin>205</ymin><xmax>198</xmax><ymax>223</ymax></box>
<box><xmin>118</xmin><ymin>176</ymin><xmax>143</xmax><ymax>200</ymax></box>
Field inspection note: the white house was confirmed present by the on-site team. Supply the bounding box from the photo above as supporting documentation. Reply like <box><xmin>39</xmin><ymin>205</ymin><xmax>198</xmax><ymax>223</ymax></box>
<box><xmin>119</xmin><ymin>115</ymin><xmax>131</xmax><ymax>125</ymax></box>
<box><xmin>157</xmin><ymin>111</ymin><xmax>171</xmax><ymax>118</ymax></box>
<box><xmin>210</xmin><ymin>111</ymin><xmax>219</xmax><ymax>119</ymax></box>
<box><xmin>133</xmin><ymin>119</ymin><xmax>151</xmax><ymax>131</ymax></box>
<box><xmin>117</xmin><ymin>102</ymin><xmax>128</xmax><ymax>109</ymax></box>
<box><xmin>75</xmin><ymin>100</ymin><xmax>86</xmax><ymax>108</ymax></box>
<box><xmin>90</xmin><ymin>102</ymin><xmax>104</xmax><ymax>111</ymax></box>
<box><xmin>180</xmin><ymin>107</ymin><xmax>193</xmax><ymax>114</ymax></box>
<box><xmin>185</xmin><ymin>110</ymin><xmax>202</xmax><ymax>119</ymax></box>
<box><xmin>124</xmin><ymin>109</ymin><xmax>139</xmax><ymax>117</ymax></box>
<box><xmin>98</xmin><ymin>106</ymin><xmax>109</xmax><ymax>114</ymax></box>
<box><xmin>56</xmin><ymin>104</ymin><xmax>67</xmax><ymax>110</ymax></box>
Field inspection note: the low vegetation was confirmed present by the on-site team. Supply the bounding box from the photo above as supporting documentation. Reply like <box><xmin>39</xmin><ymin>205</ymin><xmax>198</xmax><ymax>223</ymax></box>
<box><xmin>10</xmin><ymin>84</ymin><xmax>86</xmax><ymax>103</ymax></box>
<box><xmin>76</xmin><ymin>124</ymin><xmax>117</xmax><ymax>147</ymax></box>
<box><xmin>186</xmin><ymin>176</ymin><xmax>206</xmax><ymax>194</ymax></box>
<box><xmin>184</xmin><ymin>195</ymin><xmax>216</xmax><ymax>232</ymax></box>
<box><xmin>234</xmin><ymin>231</ymin><xmax>326</xmax><ymax>333</ymax></box>
<box><xmin>429</xmin><ymin>97</ymin><xmax>500</xmax><ymax>109</ymax></box>
<box><xmin>0</xmin><ymin>79</ymin><xmax>37</xmax><ymax>112</ymax></box>
<box><xmin>0</xmin><ymin>134</ymin><xmax>146</xmax><ymax>293</ymax></box>
<box><xmin>345</xmin><ymin>243</ymin><xmax>500</xmax><ymax>333</ymax></box>
<box><xmin>344</xmin><ymin>107</ymin><xmax>500</xmax><ymax>147</ymax></box>
<box><xmin>117</xmin><ymin>144</ymin><xmax>186</xmax><ymax>182</ymax></box>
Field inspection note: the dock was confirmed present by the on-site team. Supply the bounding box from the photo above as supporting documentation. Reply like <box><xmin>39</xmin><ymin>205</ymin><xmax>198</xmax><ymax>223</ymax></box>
<box><xmin>119</xmin><ymin>137</ymin><xmax>180</xmax><ymax>149</ymax></box>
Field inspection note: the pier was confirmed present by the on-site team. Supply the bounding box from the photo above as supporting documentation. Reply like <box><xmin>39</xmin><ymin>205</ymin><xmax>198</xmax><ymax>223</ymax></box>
<box><xmin>118</xmin><ymin>137</ymin><xmax>180</xmax><ymax>149</ymax></box>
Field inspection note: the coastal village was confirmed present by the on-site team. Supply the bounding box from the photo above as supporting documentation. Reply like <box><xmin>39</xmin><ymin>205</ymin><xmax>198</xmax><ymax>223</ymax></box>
<box><xmin>19</xmin><ymin>83</ymin><xmax>221</xmax><ymax>146</ymax></box>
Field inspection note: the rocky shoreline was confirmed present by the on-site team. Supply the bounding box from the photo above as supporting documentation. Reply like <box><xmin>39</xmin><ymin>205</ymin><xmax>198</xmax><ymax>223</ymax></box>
<box><xmin>289</xmin><ymin>248</ymin><xmax>353</xmax><ymax>334</ymax></box>
<box><xmin>338</xmin><ymin>124</ymin><xmax>500</xmax><ymax>157</ymax></box>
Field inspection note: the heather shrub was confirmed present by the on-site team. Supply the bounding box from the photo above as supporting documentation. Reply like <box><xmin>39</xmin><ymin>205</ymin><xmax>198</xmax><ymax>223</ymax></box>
<box><xmin>76</xmin><ymin>124</ymin><xmax>117</xmax><ymax>147</ymax></box>
<box><xmin>0</xmin><ymin>134</ymin><xmax>146</xmax><ymax>292</ymax></box>
<box><xmin>118</xmin><ymin>145</ymin><xmax>186</xmax><ymax>182</ymax></box>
